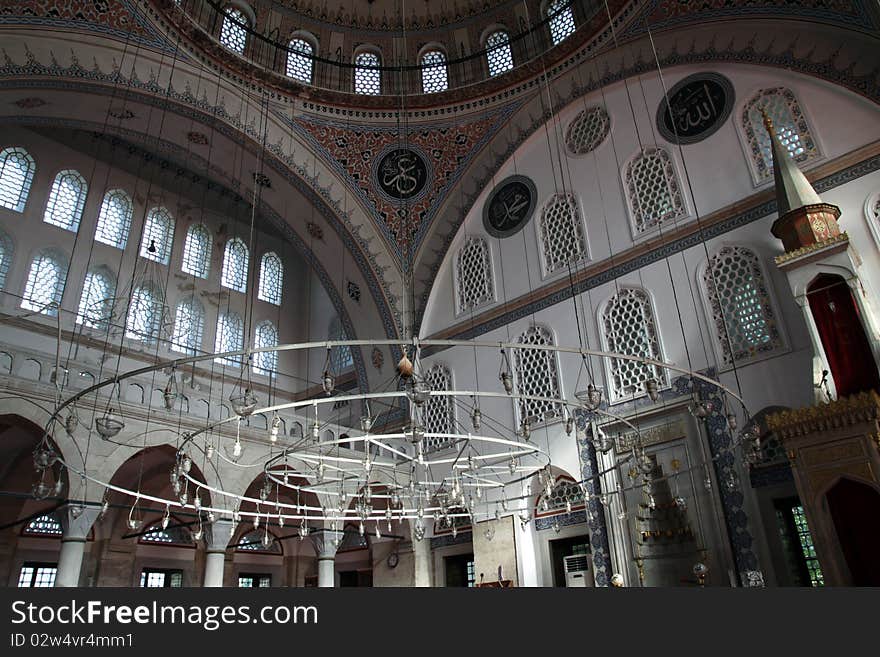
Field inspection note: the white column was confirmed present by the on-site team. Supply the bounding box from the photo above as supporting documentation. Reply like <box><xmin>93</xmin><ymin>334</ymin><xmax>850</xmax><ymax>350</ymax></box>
<box><xmin>311</xmin><ymin>528</ymin><xmax>342</xmax><ymax>587</ymax></box>
<box><xmin>411</xmin><ymin>524</ymin><xmax>432</xmax><ymax>587</ymax></box>
<box><xmin>203</xmin><ymin>520</ymin><xmax>234</xmax><ymax>587</ymax></box>
<box><xmin>55</xmin><ymin>505</ymin><xmax>100</xmax><ymax>587</ymax></box>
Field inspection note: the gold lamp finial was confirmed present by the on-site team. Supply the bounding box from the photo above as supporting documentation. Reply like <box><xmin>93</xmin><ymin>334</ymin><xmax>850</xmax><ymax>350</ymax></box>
<box><xmin>760</xmin><ymin>107</ymin><xmax>775</xmax><ymax>136</ymax></box>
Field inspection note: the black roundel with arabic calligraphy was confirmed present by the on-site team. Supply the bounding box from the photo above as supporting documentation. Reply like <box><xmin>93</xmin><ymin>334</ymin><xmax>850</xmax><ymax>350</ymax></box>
<box><xmin>656</xmin><ymin>72</ymin><xmax>734</xmax><ymax>145</ymax></box>
<box><xmin>375</xmin><ymin>148</ymin><xmax>429</xmax><ymax>201</ymax></box>
<box><xmin>483</xmin><ymin>175</ymin><xmax>537</xmax><ymax>239</ymax></box>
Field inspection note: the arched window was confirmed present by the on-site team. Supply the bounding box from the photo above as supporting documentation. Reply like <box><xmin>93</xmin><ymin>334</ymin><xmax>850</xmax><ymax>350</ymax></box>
<box><xmin>601</xmin><ymin>287</ymin><xmax>667</xmax><ymax>402</ymax></box>
<box><xmin>221</xmin><ymin>237</ymin><xmax>249</xmax><ymax>292</ymax></box>
<box><xmin>513</xmin><ymin>325</ymin><xmax>562</xmax><ymax>423</ymax></box>
<box><xmin>220</xmin><ymin>6</ymin><xmax>248</xmax><ymax>54</ymax></box>
<box><xmin>547</xmin><ymin>0</ymin><xmax>576</xmax><ymax>45</ymax></box>
<box><xmin>538</xmin><ymin>193</ymin><xmax>588</xmax><ymax>274</ymax></box>
<box><xmin>0</xmin><ymin>231</ymin><xmax>13</xmax><ymax>290</ymax></box>
<box><xmin>455</xmin><ymin>236</ymin><xmax>494</xmax><ymax>314</ymax></box>
<box><xmin>181</xmin><ymin>223</ymin><xmax>211</xmax><ymax>278</ymax></box>
<box><xmin>354</xmin><ymin>51</ymin><xmax>381</xmax><ymax>95</ymax></box>
<box><xmin>95</xmin><ymin>189</ymin><xmax>134</xmax><ymax>249</ymax></box>
<box><xmin>43</xmin><ymin>170</ymin><xmax>87</xmax><ymax>231</ymax></box>
<box><xmin>421</xmin><ymin>49</ymin><xmax>448</xmax><ymax>94</ymax></box>
<box><xmin>328</xmin><ymin>316</ymin><xmax>353</xmax><ymax>372</ymax></box>
<box><xmin>258</xmin><ymin>251</ymin><xmax>283</xmax><ymax>305</ymax></box>
<box><xmin>535</xmin><ymin>476</ymin><xmax>585</xmax><ymax>517</ymax></box>
<box><xmin>741</xmin><ymin>87</ymin><xmax>818</xmax><ymax>182</ymax></box>
<box><xmin>77</xmin><ymin>267</ymin><xmax>116</xmax><ymax>329</ymax></box>
<box><xmin>125</xmin><ymin>283</ymin><xmax>164</xmax><ymax>343</ymax></box>
<box><xmin>215</xmin><ymin>311</ymin><xmax>244</xmax><ymax>366</ymax></box>
<box><xmin>22</xmin><ymin>513</ymin><xmax>63</xmax><ymax>536</ymax></box>
<box><xmin>22</xmin><ymin>249</ymin><xmax>67</xmax><ymax>316</ymax></box>
<box><xmin>171</xmin><ymin>296</ymin><xmax>205</xmax><ymax>355</ymax></box>
<box><xmin>624</xmin><ymin>146</ymin><xmax>686</xmax><ymax>234</ymax></box>
<box><xmin>702</xmin><ymin>246</ymin><xmax>784</xmax><ymax>366</ymax></box>
<box><xmin>565</xmin><ymin>106</ymin><xmax>611</xmax><ymax>155</ymax></box>
<box><xmin>485</xmin><ymin>30</ymin><xmax>513</xmax><ymax>77</ymax></box>
<box><xmin>140</xmin><ymin>207</ymin><xmax>175</xmax><ymax>265</ymax></box>
<box><xmin>423</xmin><ymin>363</ymin><xmax>454</xmax><ymax>451</ymax></box>
<box><xmin>0</xmin><ymin>147</ymin><xmax>35</xmax><ymax>212</ymax></box>
<box><xmin>253</xmin><ymin>320</ymin><xmax>278</xmax><ymax>376</ymax></box>
<box><xmin>286</xmin><ymin>37</ymin><xmax>314</xmax><ymax>83</ymax></box>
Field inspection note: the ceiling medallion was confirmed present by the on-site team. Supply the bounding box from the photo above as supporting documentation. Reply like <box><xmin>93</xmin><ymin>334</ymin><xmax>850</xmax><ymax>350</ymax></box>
<box><xmin>108</xmin><ymin>107</ymin><xmax>136</xmax><ymax>120</ymax></box>
<box><xmin>483</xmin><ymin>175</ymin><xmax>537</xmax><ymax>239</ymax></box>
<box><xmin>187</xmin><ymin>131</ymin><xmax>209</xmax><ymax>145</ymax></box>
<box><xmin>374</xmin><ymin>148</ymin><xmax>429</xmax><ymax>201</ymax></box>
<box><xmin>656</xmin><ymin>72</ymin><xmax>734</xmax><ymax>145</ymax></box>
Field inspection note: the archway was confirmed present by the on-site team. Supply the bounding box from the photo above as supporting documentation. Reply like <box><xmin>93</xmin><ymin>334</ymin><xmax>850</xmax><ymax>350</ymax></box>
<box><xmin>825</xmin><ymin>478</ymin><xmax>880</xmax><ymax>586</ymax></box>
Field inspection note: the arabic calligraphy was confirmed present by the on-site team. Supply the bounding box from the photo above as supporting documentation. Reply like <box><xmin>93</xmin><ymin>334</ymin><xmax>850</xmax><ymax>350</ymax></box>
<box><xmin>483</xmin><ymin>176</ymin><xmax>537</xmax><ymax>239</ymax></box>
<box><xmin>376</xmin><ymin>149</ymin><xmax>427</xmax><ymax>200</ymax></box>
<box><xmin>657</xmin><ymin>73</ymin><xmax>734</xmax><ymax>145</ymax></box>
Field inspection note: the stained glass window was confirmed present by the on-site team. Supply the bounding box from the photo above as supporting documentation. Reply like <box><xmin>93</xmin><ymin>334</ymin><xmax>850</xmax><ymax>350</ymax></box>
<box><xmin>43</xmin><ymin>170</ymin><xmax>87</xmax><ymax>232</ymax></box>
<box><xmin>22</xmin><ymin>514</ymin><xmax>63</xmax><ymax>536</ymax></box>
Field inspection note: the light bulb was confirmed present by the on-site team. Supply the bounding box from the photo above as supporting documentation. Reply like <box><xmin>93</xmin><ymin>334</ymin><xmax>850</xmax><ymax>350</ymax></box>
<box><xmin>553</xmin><ymin>517</ymin><xmax>560</xmax><ymax>533</ymax></box>
<box><xmin>181</xmin><ymin>455</ymin><xmax>192</xmax><ymax>473</ymax></box>
<box><xmin>471</xmin><ymin>407</ymin><xmax>482</xmax><ymax>431</ymax></box>
<box><xmin>206</xmin><ymin>443</ymin><xmax>215</xmax><ymax>459</ymax></box>
<box><xmin>253</xmin><ymin>515</ymin><xmax>260</xmax><ymax>529</ymax></box>
<box><xmin>194</xmin><ymin>494</ymin><xmax>202</xmax><ymax>510</ymax></box>
<box><xmin>232</xmin><ymin>439</ymin><xmax>242</xmax><ymax>458</ymax></box>
<box><xmin>161</xmin><ymin>508</ymin><xmax>170</xmax><ymax>530</ymax></box>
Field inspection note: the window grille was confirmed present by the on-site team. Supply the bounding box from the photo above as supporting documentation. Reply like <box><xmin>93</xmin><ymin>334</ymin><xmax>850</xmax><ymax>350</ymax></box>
<box><xmin>77</xmin><ymin>267</ymin><xmax>116</xmax><ymax>329</ymax></box>
<box><xmin>125</xmin><ymin>284</ymin><xmax>164</xmax><ymax>343</ymax></box>
<box><xmin>171</xmin><ymin>296</ymin><xmax>205</xmax><ymax>355</ymax></box>
<box><xmin>328</xmin><ymin>317</ymin><xmax>353</xmax><ymax>372</ymax></box>
<box><xmin>702</xmin><ymin>246</ymin><xmax>782</xmax><ymax>365</ymax></box>
<box><xmin>547</xmin><ymin>0</ymin><xmax>576</xmax><ymax>45</ymax></box>
<box><xmin>455</xmin><ymin>236</ymin><xmax>494</xmax><ymax>313</ymax></box>
<box><xmin>221</xmin><ymin>237</ymin><xmax>249</xmax><ymax>292</ymax></box>
<box><xmin>18</xmin><ymin>564</ymin><xmax>57</xmax><ymax>587</ymax></box>
<box><xmin>22</xmin><ymin>249</ymin><xmax>66</xmax><ymax>316</ymax></box>
<box><xmin>95</xmin><ymin>189</ymin><xmax>133</xmax><ymax>249</ymax></box>
<box><xmin>0</xmin><ymin>146</ymin><xmax>35</xmax><ymax>212</ymax></box>
<box><xmin>354</xmin><ymin>52</ymin><xmax>381</xmax><ymax>95</ymax></box>
<box><xmin>601</xmin><ymin>287</ymin><xmax>667</xmax><ymax>401</ymax></box>
<box><xmin>215</xmin><ymin>311</ymin><xmax>244</xmax><ymax>366</ymax></box>
<box><xmin>43</xmin><ymin>170</ymin><xmax>87</xmax><ymax>231</ymax></box>
<box><xmin>512</xmin><ymin>326</ymin><xmax>563</xmax><ymax>423</ymax></box>
<box><xmin>0</xmin><ymin>231</ymin><xmax>13</xmax><ymax>290</ymax></box>
<box><xmin>181</xmin><ymin>224</ymin><xmax>212</xmax><ymax>278</ymax></box>
<box><xmin>287</xmin><ymin>38</ymin><xmax>314</xmax><ymax>83</ymax></box>
<box><xmin>565</xmin><ymin>106</ymin><xmax>610</xmax><ymax>155</ymax></box>
<box><xmin>257</xmin><ymin>251</ymin><xmax>283</xmax><ymax>305</ymax></box>
<box><xmin>624</xmin><ymin>147</ymin><xmax>686</xmax><ymax>233</ymax></box>
<box><xmin>485</xmin><ymin>31</ymin><xmax>513</xmax><ymax>77</ymax></box>
<box><xmin>22</xmin><ymin>514</ymin><xmax>63</xmax><ymax>536</ymax></box>
<box><xmin>538</xmin><ymin>194</ymin><xmax>588</xmax><ymax>274</ymax></box>
<box><xmin>253</xmin><ymin>320</ymin><xmax>278</xmax><ymax>376</ymax></box>
<box><xmin>220</xmin><ymin>6</ymin><xmax>248</xmax><ymax>54</ymax></box>
<box><xmin>422</xmin><ymin>364</ymin><xmax>455</xmax><ymax>451</ymax></box>
<box><xmin>140</xmin><ymin>207</ymin><xmax>175</xmax><ymax>265</ymax></box>
<box><xmin>421</xmin><ymin>50</ymin><xmax>449</xmax><ymax>94</ymax></box>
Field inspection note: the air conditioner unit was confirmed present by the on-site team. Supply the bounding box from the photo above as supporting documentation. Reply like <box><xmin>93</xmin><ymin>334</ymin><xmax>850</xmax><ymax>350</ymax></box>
<box><xmin>563</xmin><ymin>554</ymin><xmax>590</xmax><ymax>588</ymax></box>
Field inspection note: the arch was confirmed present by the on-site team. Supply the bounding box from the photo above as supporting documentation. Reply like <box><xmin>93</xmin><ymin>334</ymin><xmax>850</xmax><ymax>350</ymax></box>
<box><xmin>0</xmin><ymin>146</ymin><xmax>35</xmax><ymax>212</ymax></box>
<box><xmin>622</xmin><ymin>146</ymin><xmax>688</xmax><ymax>235</ymax></box>
<box><xmin>43</xmin><ymin>169</ymin><xmax>87</xmax><ymax>232</ymax></box>
<box><xmin>534</xmin><ymin>473</ymin><xmax>586</xmax><ymax>518</ymax></box>
<box><xmin>823</xmin><ymin>476</ymin><xmax>880</xmax><ymax>585</ymax></box>
<box><xmin>221</xmin><ymin>237</ymin><xmax>249</xmax><ymax>293</ymax></box>
<box><xmin>257</xmin><ymin>251</ymin><xmax>283</xmax><ymax>305</ymax></box>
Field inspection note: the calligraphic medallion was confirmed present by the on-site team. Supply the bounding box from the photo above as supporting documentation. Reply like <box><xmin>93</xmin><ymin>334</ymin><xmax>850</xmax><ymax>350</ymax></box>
<box><xmin>482</xmin><ymin>175</ymin><xmax>537</xmax><ymax>239</ymax></box>
<box><xmin>656</xmin><ymin>72</ymin><xmax>734</xmax><ymax>145</ymax></box>
<box><xmin>375</xmin><ymin>148</ymin><xmax>429</xmax><ymax>201</ymax></box>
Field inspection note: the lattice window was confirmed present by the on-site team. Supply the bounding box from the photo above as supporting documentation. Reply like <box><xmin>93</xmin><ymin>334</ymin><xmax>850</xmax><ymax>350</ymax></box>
<box><xmin>328</xmin><ymin>316</ymin><xmax>353</xmax><ymax>372</ymax></box>
<box><xmin>547</xmin><ymin>0</ymin><xmax>576</xmax><ymax>45</ymax></box>
<box><xmin>354</xmin><ymin>51</ymin><xmax>381</xmax><ymax>95</ymax></box>
<box><xmin>220</xmin><ymin>6</ymin><xmax>248</xmax><ymax>54</ymax></box>
<box><xmin>871</xmin><ymin>195</ymin><xmax>880</xmax><ymax>224</ymax></box>
<box><xmin>742</xmin><ymin>87</ymin><xmax>818</xmax><ymax>182</ymax></box>
<box><xmin>287</xmin><ymin>38</ymin><xmax>314</xmax><ymax>83</ymax></box>
<box><xmin>624</xmin><ymin>147</ymin><xmax>686</xmax><ymax>234</ymax></box>
<box><xmin>171</xmin><ymin>296</ymin><xmax>205</xmax><ymax>355</ymax></box>
<box><xmin>258</xmin><ymin>251</ymin><xmax>283</xmax><ymax>305</ymax></box>
<box><xmin>703</xmin><ymin>246</ymin><xmax>782</xmax><ymax>366</ymax></box>
<box><xmin>239</xmin><ymin>574</ymin><xmax>272</xmax><ymax>587</ymax></box>
<box><xmin>95</xmin><ymin>189</ymin><xmax>133</xmax><ymax>249</ymax></box>
<box><xmin>253</xmin><ymin>320</ymin><xmax>278</xmax><ymax>376</ymax></box>
<box><xmin>421</xmin><ymin>50</ymin><xmax>448</xmax><ymax>94</ymax></box>
<box><xmin>537</xmin><ymin>478</ymin><xmax>585</xmax><ymax>515</ymax></box>
<box><xmin>565</xmin><ymin>106</ymin><xmax>610</xmax><ymax>155</ymax></box>
<box><xmin>539</xmin><ymin>193</ymin><xmax>588</xmax><ymax>274</ymax></box>
<box><xmin>423</xmin><ymin>364</ymin><xmax>455</xmax><ymax>451</ymax></box>
<box><xmin>18</xmin><ymin>564</ymin><xmax>57</xmax><ymax>588</ymax></box>
<box><xmin>125</xmin><ymin>283</ymin><xmax>164</xmax><ymax>343</ymax></box>
<box><xmin>22</xmin><ymin>514</ymin><xmax>62</xmax><ymax>536</ymax></box>
<box><xmin>22</xmin><ymin>249</ymin><xmax>66</xmax><ymax>316</ymax></box>
<box><xmin>513</xmin><ymin>325</ymin><xmax>563</xmax><ymax>423</ymax></box>
<box><xmin>601</xmin><ymin>287</ymin><xmax>667</xmax><ymax>402</ymax></box>
<box><xmin>43</xmin><ymin>170</ymin><xmax>87</xmax><ymax>232</ymax></box>
<box><xmin>0</xmin><ymin>231</ymin><xmax>12</xmax><ymax>290</ymax></box>
<box><xmin>140</xmin><ymin>523</ymin><xmax>191</xmax><ymax>545</ymax></box>
<box><xmin>0</xmin><ymin>146</ymin><xmax>35</xmax><ymax>212</ymax></box>
<box><xmin>140</xmin><ymin>206</ymin><xmax>175</xmax><ymax>265</ymax></box>
<box><xmin>215</xmin><ymin>311</ymin><xmax>244</xmax><ymax>366</ymax></box>
<box><xmin>237</xmin><ymin>530</ymin><xmax>282</xmax><ymax>553</ymax></box>
<box><xmin>77</xmin><ymin>267</ymin><xmax>116</xmax><ymax>329</ymax></box>
<box><xmin>181</xmin><ymin>223</ymin><xmax>211</xmax><ymax>278</ymax></box>
<box><xmin>455</xmin><ymin>236</ymin><xmax>494</xmax><ymax>313</ymax></box>
<box><xmin>485</xmin><ymin>31</ymin><xmax>513</xmax><ymax>77</ymax></box>
<box><xmin>221</xmin><ymin>237</ymin><xmax>249</xmax><ymax>292</ymax></box>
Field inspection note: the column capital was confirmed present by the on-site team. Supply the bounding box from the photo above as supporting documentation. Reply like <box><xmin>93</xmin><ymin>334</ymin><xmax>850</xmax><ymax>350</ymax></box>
<box><xmin>310</xmin><ymin>528</ymin><xmax>344</xmax><ymax>559</ymax></box>
<box><xmin>58</xmin><ymin>504</ymin><xmax>101</xmax><ymax>541</ymax></box>
<box><xmin>205</xmin><ymin>519</ymin><xmax>236</xmax><ymax>553</ymax></box>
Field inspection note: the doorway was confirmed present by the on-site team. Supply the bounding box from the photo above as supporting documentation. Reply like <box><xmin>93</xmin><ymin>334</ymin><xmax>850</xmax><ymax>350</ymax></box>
<box><xmin>550</xmin><ymin>535</ymin><xmax>591</xmax><ymax>587</ymax></box>
<box><xmin>826</xmin><ymin>478</ymin><xmax>880</xmax><ymax>585</ymax></box>
<box><xmin>444</xmin><ymin>553</ymin><xmax>475</xmax><ymax>587</ymax></box>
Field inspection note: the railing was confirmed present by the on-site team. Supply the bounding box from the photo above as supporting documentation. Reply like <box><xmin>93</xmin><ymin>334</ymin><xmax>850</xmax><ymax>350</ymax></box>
<box><xmin>163</xmin><ymin>0</ymin><xmax>604</xmax><ymax>97</ymax></box>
